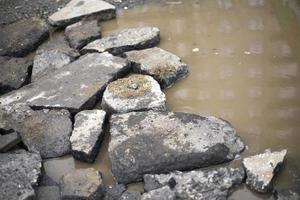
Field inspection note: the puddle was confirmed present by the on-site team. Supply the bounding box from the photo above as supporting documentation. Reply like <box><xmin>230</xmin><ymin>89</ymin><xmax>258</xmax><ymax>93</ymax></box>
<box><xmin>47</xmin><ymin>0</ymin><xmax>300</xmax><ymax>198</ymax></box>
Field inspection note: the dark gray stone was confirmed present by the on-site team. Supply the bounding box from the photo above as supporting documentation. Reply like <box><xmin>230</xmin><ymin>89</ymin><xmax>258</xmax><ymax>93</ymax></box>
<box><xmin>120</xmin><ymin>191</ymin><xmax>141</xmax><ymax>200</ymax></box>
<box><xmin>0</xmin><ymin>131</ymin><xmax>21</xmax><ymax>152</ymax></box>
<box><xmin>274</xmin><ymin>189</ymin><xmax>300</xmax><ymax>200</ymax></box>
<box><xmin>108</xmin><ymin>111</ymin><xmax>245</xmax><ymax>183</ymax></box>
<box><xmin>0</xmin><ymin>104</ymin><xmax>72</xmax><ymax>158</ymax></box>
<box><xmin>48</xmin><ymin>0</ymin><xmax>116</xmax><ymax>27</ymax></box>
<box><xmin>243</xmin><ymin>149</ymin><xmax>287</xmax><ymax>193</ymax></box>
<box><xmin>65</xmin><ymin>20</ymin><xmax>102</xmax><ymax>49</ymax></box>
<box><xmin>70</xmin><ymin>109</ymin><xmax>106</xmax><ymax>163</ymax></box>
<box><xmin>144</xmin><ymin>167</ymin><xmax>245</xmax><ymax>200</ymax></box>
<box><xmin>104</xmin><ymin>184</ymin><xmax>126</xmax><ymax>200</ymax></box>
<box><xmin>81</xmin><ymin>27</ymin><xmax>160</xmax><ymax>55</ymax></box>
<box><xmin>141</xmin><ymin>186</ymin><xmax>175</xmax><ymax>200</ymax></box>
<box><xmin>0</xmin><ymin>17</ymin><xmax>49</xmax><ymax>57</ymax></box>
<box><xmin>36</xmin><ymin>186</ymin><xmax>60</xmax><ymax>200</ymax></box>
<box><xmin>125</xmin><ymin>47</ymin><xmax>189</xmax><ymax>88</ymax></box>
<box><xmin>0</xmin><ymin>56</ymin><xmax>33</xmax><ymax>95</ymax></box>
<box><xmin>60</xmin><ymin>168</ymin><xmax>105</xmax><ymax>200</ymax></box>
<box><xmin>0</xmin><ymin>150</ymin><xmax>42</xmax><ymax>200</ymax></box>
<box><xmin>0</xmin><ymin>53</ymin><xmax>131</xmax><ymax>113</ymax></box>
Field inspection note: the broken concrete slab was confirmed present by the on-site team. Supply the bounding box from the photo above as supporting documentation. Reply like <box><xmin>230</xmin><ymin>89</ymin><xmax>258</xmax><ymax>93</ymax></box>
<box><xmin>0</xmin><ymin>56</ymin><xmax>33</xmax><ymax>95</ymax></box>
<box><xmin>65</xmin><ymin>20</ymin><xmax>102</xmax><ymax>49</ymax></box>
<box><xmin>143</xmin><ymin>167</ymin><xmax>245</xmax><ymax>200</ymax></box>
<box><xmin>32</xmin><ymin>50</ymin><xmax>75</xmax><ymax>82</ymax></box>
<box><xmin>48</xmin><ymin>0</ymin><xmax>116</xmax><ymax>27</ymax></box>
<box><xmin>0</xmin><ymin>104</ymin><xmax>72</xmax><ymax>158</ymax></box>
<box><xmin>125</xmin><ymin>47</ymin><xmax>189</xmax><ymax>88</ymax></box>
<box><xmin>70</xmin><ymin>109</ymin><xmax>106</xmax><ymax>163</ymax></box>
<box><xmin>102</xmin><ymin>74</ymin><xmax>166</xmax><ymax>113</ymax></box>
<box><xmin>0</xmin><ymin>53</ymin><xmax>131</xmax><ymax>113</ymax></box>
<box><xmin>81</xmin><ymin>27</ymin><xmax>160</xmax><ymax>55</ymax></box>
<box><xmin>243</xmin><ymin>149</ymin><xmax>287</xmax><ymax>193</ymax></box>
<box><xmin>0</xmin><ymin>17</ymin><xmax>49</xmax><ymax>57</ymax></box>
<box><xmin>36</xmin><ymin>186</ymin><xmax>60</xmax><ymax>200</ymax></box>
<box><xmin>0</xmin><ymin>150</ymin><xmax>42</xmax><ymax>200</ymax></box>
<box><xmin>109</xmin><ymin>111</ymin><xmax>245</xmax><ymax>183</ymax></box>
<box><xmin>0</xmin><ymin>131</ymin><xmax>21</xmax><ymax>153</ymax></box>
<box><xmin>60</xmin><ymin>168</ymin><xmax>105</xmax><ymax>200</ymax></box>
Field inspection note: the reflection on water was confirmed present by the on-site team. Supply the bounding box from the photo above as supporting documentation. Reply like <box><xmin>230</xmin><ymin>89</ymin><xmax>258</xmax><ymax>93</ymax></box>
<box><xmin>47</xmin><ymin>0</ymin><xmax>300</xmax><ymax>198</ymax></box>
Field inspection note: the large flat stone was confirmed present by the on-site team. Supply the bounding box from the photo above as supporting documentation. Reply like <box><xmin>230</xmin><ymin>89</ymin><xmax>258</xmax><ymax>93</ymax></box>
<box><xmin>70</xmin><ymin>109</ymin><xmax>106</xmax><ymax>162</ymax></box>
<box><xmin>108</xmin><ymin>111</ymin><xmax>245</xmax><ymax>183</ymax></box>
<box><xmin>0</xmin><ymin>53</ymin><xmax>131</xmax><ymax>113</ymax></box>
<box><xmin>0</xmin><ymin>104</ymin><xmax>72</xmax><ymax>158</ymax></box>
<box><xmin>125</xmin><ymin>47</ymin><xmax>189</xmax><ymax>88</ymax></box>
<box><xmin>48</xmin><ymin>0</ymin><xmax>116</xmax><ymax>27</ymax></box>
<box><xmin>0</xmin><ymin>17</ymin><xmax>49</xmax><ymax>57</ymax></box>
<box><xmin>0</xmin><ymin>150</ymin><xmax>42</xmax><ymax>200</ymax></box>
<box><xmin>0</xmin><ymin>131</ymin><xmax>21</xmax><ymax>152</ymax></box>
<box><xmin>102</xmin><ymin>74</ymin><xmax>166</xmax><ymax>113</ymax></box>
<box><xmin>0</xmin><ymin>56</ymin><xmax>33</xmax><ymax>95</ymax></box>
<box><xmin>81</xmin><ymin>27</ymin><xmax>160</xmax><ymax>55</ymax></box>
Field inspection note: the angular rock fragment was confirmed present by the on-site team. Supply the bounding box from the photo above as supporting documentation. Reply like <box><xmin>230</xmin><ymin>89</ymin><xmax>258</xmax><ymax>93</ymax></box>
<box><xmin>0</xmin><ymin>56</ymin><xmax>33</xmax><ymax>95</ymax></box>
<box><xmin>109</xmin><ymin>111</ymin><xmax>245</xmax><ymax>183</ymax></box>
<box><xmin>0</xmin><ymin>104</ymin><xmax>72</xmax><ymax>158</ymax></box>
<box><xmin>274</xmin><ymin>189</ymin><xmax>300</xmax><ymax>200</ymax></box>
<box><xmin>144</xmin><ymin>167</ymin><xmax>245</xmax><ymax>200</ymax></box>
<box><xmin>102</xmin><ymin>74</ymin><xmax>166</xmax><ymax>113</ymax></box>
<box><xmin>60</xmin><ymin>168</ymin><xmax>105</xmax><ymax>200</ymax></box>
<box><xmin>70</xmin><ymin>109</ymin><xmax>106</xmax><ymax>162</ymax></box>
<box><xmin>0</xmin><ymin>17</ymin><xmax>49</xmax><ymax>57</ymax></box>
<box><xmin>0</xmin><ymin>131</ymin><xmax>21</xmax><ymax>152</ymax></box>
<box><xmin>81</xmin><ymin>27</ymin><xmax>160</xmax><ymax>55</ymax></box>
<box><xmin>36</xmin><ymin>186</ymin><xmax>60</xmax><ymax>200</ymax></box>
<box><xmin>141</xmin><ymin>186</ymin><xmax>175</xmax><ymax>200</ymax></box>
<box><xmin>104</xmin><ymin>184</ymin><xmax>126</xmax><ymax>200</ymax></box>
<box><xmin>32</xmin><ymin>50</ymin><xmax>75</xmax><ymax>82</ymax></box>
<box><xmin>243</xmin><ymin>149</ymin><xmax>287</xmax><ymax>193</ymax></box>
<box><xmin>125</xmin><ymin>47</ymin><xmax>189</xmax><ymax>88</ymax></box>
<box><xmin>65</xmin><ymin>20</ymin><xmax>102</xmax><ymax>49</ymax></box>
<box><xmin>0</xmin><ymin>150</ymin><xmax>42</xmax><ymax>200</ymax></box>
<box><xmin>48</xmin><ymin>0</ymin><xmax>116</xmax><ymax>27</ymax></box>
<box><xmin>0</xmin><ymin>53</ymin><xmax>131</xmax><ymax>113</ymax></box>
<box><xmin>120</xmin><ymin>191</ymin><xmax>142</xmax><ymax>200</ymax></box>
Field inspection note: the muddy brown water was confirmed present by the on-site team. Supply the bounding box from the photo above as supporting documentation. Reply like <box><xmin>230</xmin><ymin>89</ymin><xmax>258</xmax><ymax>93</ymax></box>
<box><xmin>46</xmin><ymin>0</ymin><xmax>300</xmax><ymax>199</ymax></box>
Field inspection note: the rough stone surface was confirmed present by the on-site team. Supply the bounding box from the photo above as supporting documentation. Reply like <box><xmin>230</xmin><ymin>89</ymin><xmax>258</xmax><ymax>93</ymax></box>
<box><xmin>243</xmin><ymin>149</ymin><xmax>287</xmax><ymax>193</ymax></box>
<box><xmin>120</xmin><ymin>191</ymin><xmax>142</xmax><ymax>200</ymax></box>
<box><xmin>0</xmin><ymin>131</ymin><xmax>21</xmax><ymax>152</ymax></box>
<box><xmin>49</xmin><ymin>0</ymin><xmax>116</xmax><ymax>27</ymax></box>
<box><xmin>109</xmin><ymin>111</ymin><xmax>245</xmax><ymax>183</ymax></box>
<box><xmin>0</xmin><ymin>104</ymin><xmax>72</xmax><ymax>158</ymax></box>
<box><xmin>36</xmin><ymin>186</ymin><xmax>60</xmax><ymax>200</ymax></box>
<box><xmin>32</xmin><ymin>50</ymin><xmax>75</xmax><ymax>82</ymax></box>
<box><xmin>144</xmin><ymin>167</ymin><xmax>245</xmax><ymax>200</ymax></box>
<box><xmin>65</xmin><ymin>20</ymin><xmax>102</xmax><ymax>49</ymax></box>
<box><xmin>104</xmin><ymin>184</ymin><xmax>126</xmax><ymax>200</ymax></box>
<box><xmin>0</xmin><ymin>150</ymin><xmax>42</xmax><ymax>200</ymax></box>
<box><xmin>125</xmin><ymin>47</ymin><xmax>189</xmax><ymax>88</ymax></box>
<box><xmin>141</xmin><ymin>186</ymin><xmax>175</xmax><ymax>200</ymax></box>
<box><xmin>70</xmin><ymin>109</ymin><xmax>107</xmax><ymax>163</ymax></box>
<box><xmin>60</xmin><ymin>168</ymin><xmax>105</xmax><ymax>200</ymax></box>
<box><xmin>102</xmin><ymin>74</ymin><xmax>166</xmax><ymax>113</ymax></box>
<box><xmin>0</xmin><ymin>56</ymin><xmax>33</xmax><ymax>95</ymax></box>
<box><xmin>0</xmin><ymin>17</ymin><xmax>49</xmax><ymax>57</ymax></box>
<box><xmin>81</xmin><ymin>27</ymin><xmax>160</xmax><ymax>55</ymax></box>
<box><xmin>274</xmin><ymin>189</ymin><xmax>300</xmax><ymax>200</ymax></box>
<box><xmin>0</xmin><ymin>53</ymin><xmax>131</xmax><ymax>113</ymax></box>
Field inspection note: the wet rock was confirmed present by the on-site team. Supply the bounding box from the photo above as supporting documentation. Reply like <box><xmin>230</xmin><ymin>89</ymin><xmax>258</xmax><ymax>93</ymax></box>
<box><xmin>48</xmin><ymin>0</ymin><xmax>116</xmax><ymax>27</ymax></box>
<box><xmin>141</xmin><ymin>186</ymin><xmax>175</xmax><ymax>200</ymax></box>
<box><xmin>0</xmin><ymin>53</ymin><xmax>131</xmax><ymax>113</ymax></box>
<box><xmin>274</xmin><ymin>189</ymin><xmax>300</xmax><ymax>200</ymax></box>
<box><xmin>0</xmin><ymin>150</ymin><xmax>42</xmax><ymax>200</ymax></box>
<box><xmin>102</xmin><ymin>74</ymin><xmax>166</xmax><ymax>113</ymax></box>
<box><xmin>144</xmin><ymin>167</ymin><xmax>245</xmax><ymax>200</ymax></box>
<box><xmin>36</xmin><ymin>186</ymin><xmax>60</xmax><ymax>200</ymax></box>
<box><xmin>70</xmin><ymin>109</ymin><xmax>106</xmax><ymax>162</ymax></box>
<box><xmin>125</xmin><ymin>47</ymin><xmax>188</xmax><ymax>88</ymax></box>
<box><xmin>0</xmin><ymin>131</ymin><xmax>21</xmax><ymax>152</ymax></box>
<box><xmin>0</xmin><ymin>104</ymin><xmax>72</xmax><ymax>158</ymax></box>
<box><xmin>104</xmin><ymin>184</ymin><xmax>126</xmax><ymax>200</ymax></box>
<box><xmin>243</xmin><ymin>149</ymin><xmax>287</xmax><ymax>193</ymax></box>
<box><xmin>65</xmin><ymin>20</ymin><xmax>102</xmax><ymax>49</ymax></box>
<box><xmin>32</xmin><ymin>50</ymin><xmax>75</xmax><ymax>82</ymax></box>
<box><xmin>81</xmin><ymin>27</ymin><xmax>160</xmax><ymax>55</ymax></box>
<box><xmin>0</xmin><ymin>57</ymin><xmax>33</xmax><ymax>95</ymax></box>
<box><xmin>120</xmin><ymin>191</ymin><xmax>142</xmax><ymax>200</ymax></box>
<box><xmin>0</xmin><ymin>17</ymin><xmax>49</xmax><ymax>57</ymax></box>
<box><xmin>60</xmin><ymin>168</ymin><xmax>105</xmax><ymax>200</ymax></box>
<box><xmin>109</xmin><ymin>111</ymin><xmax>245</xmax><ymax>183</ymax></box>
